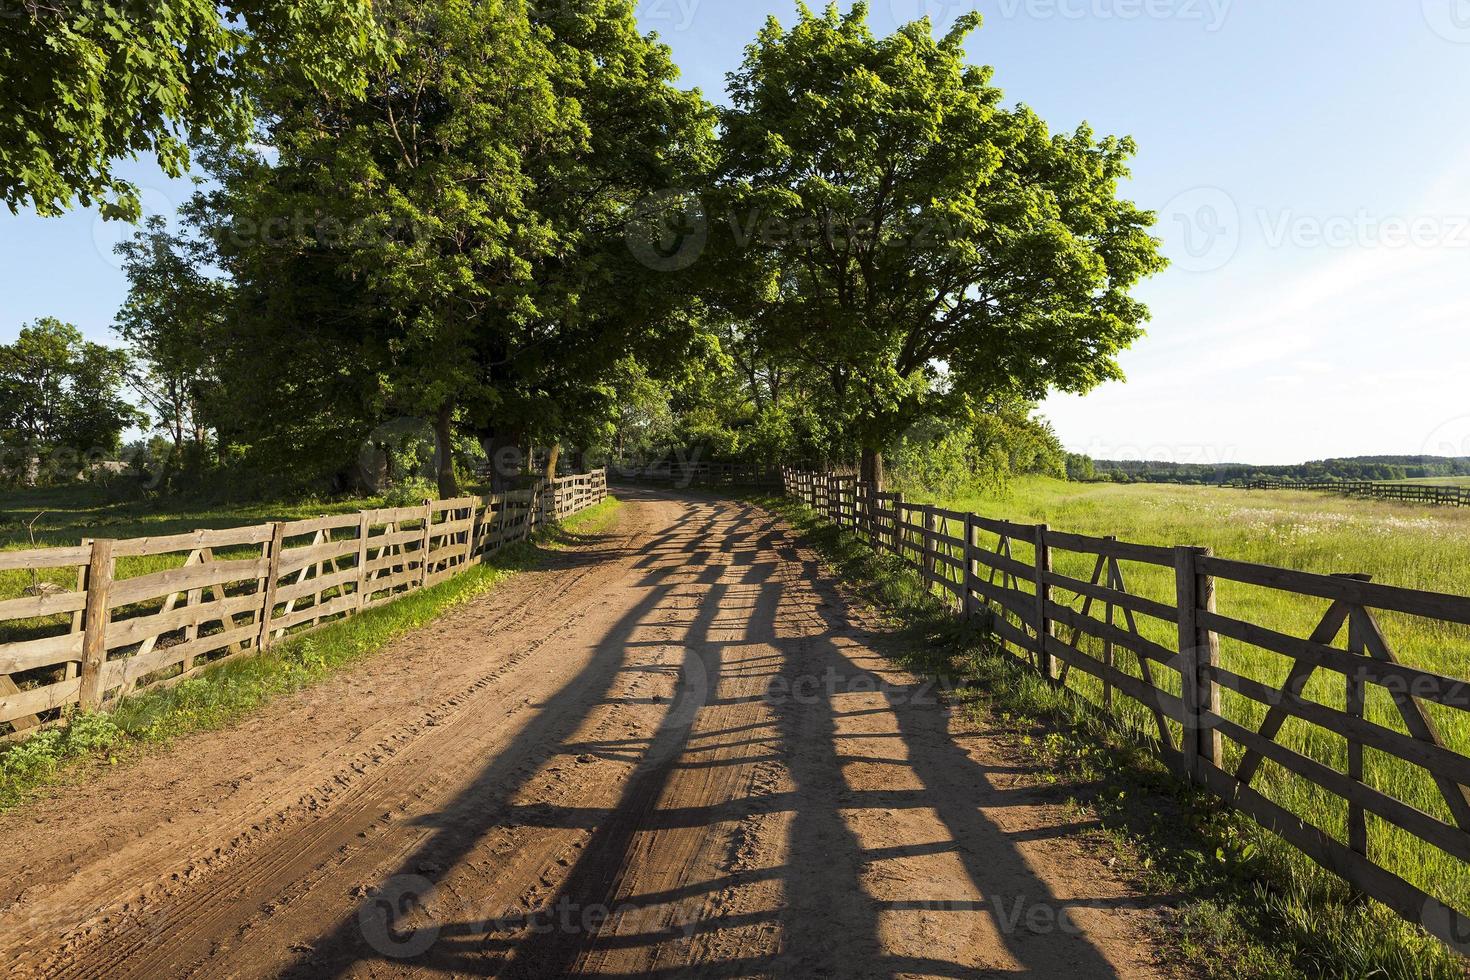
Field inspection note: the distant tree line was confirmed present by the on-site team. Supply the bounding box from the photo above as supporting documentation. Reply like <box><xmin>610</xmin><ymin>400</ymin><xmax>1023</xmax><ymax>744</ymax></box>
<box><xmin>1074</xmin><ymin>456</ymin><xmax>1470</xmax><ymax>485</ymax></box>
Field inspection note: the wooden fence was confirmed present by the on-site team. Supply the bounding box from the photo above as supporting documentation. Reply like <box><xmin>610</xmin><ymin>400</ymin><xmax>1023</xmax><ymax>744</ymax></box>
<box><xmin>1241</xmin><ymin>479</ymin><xmax>1470</xmax><ymax>508</ymax></box>
<box><xmin>0</xmin><ymin>470</ymin><xmax>607</xmax><ymax>739</ymax></box>
<box><xmin>614</xmin><ymin>461</ymin><xmax>783</xmax><ymax>487</ymax></box>
<box><xmin>784</xmin><ymin>468</ymin><xmax>1470</xmax><ymax>951</ymax></box>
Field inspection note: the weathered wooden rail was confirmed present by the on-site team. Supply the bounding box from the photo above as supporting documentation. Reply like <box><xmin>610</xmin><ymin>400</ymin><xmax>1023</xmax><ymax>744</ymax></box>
<box><xmin>784</xmin><ymin>468</ymin><xmax>1470</xmax><ymax>951</ymax></box>
<box><xmin>1241</xmin><ymin>479</ymin><xmax>1470</xmax><ymax>507</ymax></box>
<box><xmin>0</xmin><ymin>471</ymin><xmax>606</xmax><ymax>739</ymax></box>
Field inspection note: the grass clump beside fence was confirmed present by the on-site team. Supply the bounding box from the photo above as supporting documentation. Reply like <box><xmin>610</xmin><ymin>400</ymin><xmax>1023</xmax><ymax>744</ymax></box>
<box><xmin>754</xmin><ymin>490</ymin><xmax>1462</xmax><ymax>980</ymax></box>
<box><xmin>0</xmin><ymin>497</ymin><xmax>620</xmax><ymax>813</ymax></box>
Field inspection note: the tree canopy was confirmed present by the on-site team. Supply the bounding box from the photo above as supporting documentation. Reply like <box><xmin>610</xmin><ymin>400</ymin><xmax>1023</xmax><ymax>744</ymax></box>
<box><xmin>0</xmin><ymin>0</ymin><xmax>381</xmax><ymax>219</ymax></box>
<box><xmin>713</xmin><ymin>3</ymin><xmax>1165</xmax><ymax>483</ymax></box>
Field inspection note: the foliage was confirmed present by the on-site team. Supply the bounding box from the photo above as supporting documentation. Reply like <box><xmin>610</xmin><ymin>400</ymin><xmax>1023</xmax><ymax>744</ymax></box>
<box><xmin>887</xmin><ymin>400</ymin><xmax>1067</xmax><ymax>497</ymax></box>
<box><xmin>114</xmin><ymin>216</ymin><xmax>230</xmax><ymax>483</ymax></box>
<box><xmin>0</xmin><ymin>318</ymin><xmax>141</xmax><ymax>482</ymax></box>
<box><xmin>713</xmin><ymin>3</ymin><xmax>1165</xmax><ymax>480</ymax></box>
<box><xmin>0</xmin><ymin>0</ymin><xmax>381</xmax><ymax>219</ymax></box>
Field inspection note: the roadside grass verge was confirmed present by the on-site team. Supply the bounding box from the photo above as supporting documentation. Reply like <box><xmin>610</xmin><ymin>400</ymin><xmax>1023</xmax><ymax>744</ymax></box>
<box><xmin>752</xmin><ymin>492</ymin><xmax>1462</xmax><ymax>980</ymax></box>
<box><xmin>0</xmin><ymin>497</ymin><xmax>622</xmax><ymax>814</ymax></box>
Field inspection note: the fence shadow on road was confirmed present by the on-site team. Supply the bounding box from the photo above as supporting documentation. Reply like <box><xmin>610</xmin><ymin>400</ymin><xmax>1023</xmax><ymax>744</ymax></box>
<box><xmin>283</xmin><ymin>492</ymin><xmax>1139</xmax><ymax>979</ymax></box>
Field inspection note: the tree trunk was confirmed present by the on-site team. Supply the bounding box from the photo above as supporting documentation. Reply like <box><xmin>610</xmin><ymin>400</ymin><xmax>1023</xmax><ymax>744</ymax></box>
<box><xmin>544</xmin><ymin>443</ymin><xmax>562</xmax><ymax>482</ymax></box>
<box><xmin>433</xmin><ymin>401</ymin><xmax>459</xmax><ymax>499</ymax></box>
<box><xmin>480</xmin><ymin>430</ymin><xmax>522</xmax><ymax>492</ymax></box>
<box><xmin>860</xmin><ymin>448</ymin><xmax>885</xmax><ymax>490</ymax></box>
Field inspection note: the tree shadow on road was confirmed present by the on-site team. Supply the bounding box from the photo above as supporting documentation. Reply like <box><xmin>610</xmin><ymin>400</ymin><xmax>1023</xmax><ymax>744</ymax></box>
<box><xmin>284</xmin><ymin>493</ymin><xmax>1146</xmax><ymax>979</ymax></box>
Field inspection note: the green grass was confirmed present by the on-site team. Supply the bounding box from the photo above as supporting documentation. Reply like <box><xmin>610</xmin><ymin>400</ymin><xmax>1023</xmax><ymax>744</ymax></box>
<box><xmin>756</xmin><ymin>490</ymin><xmax>1461</xmax><ymax>979</ymax></box>
<box><xmin>881</xmin><ymin>476</ymin><xmax>1470</xmax><ymax>969</ymax></box>
<box><xmin>0</xmin><ymin>496</ymin><xmax>622</xmax><ymax>813</ymax></box>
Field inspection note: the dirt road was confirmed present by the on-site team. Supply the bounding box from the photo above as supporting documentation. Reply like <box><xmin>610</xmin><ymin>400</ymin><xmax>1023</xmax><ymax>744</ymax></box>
<box><xmin>0</xmin><ymin>489</ymin><xmax>1172</xmax><ymax>978</ymax></box>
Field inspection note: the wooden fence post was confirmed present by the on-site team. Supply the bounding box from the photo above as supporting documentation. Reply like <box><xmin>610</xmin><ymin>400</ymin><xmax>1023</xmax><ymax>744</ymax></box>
<box><xmin>1174</xmin><ymin>546</ymin><xmax>1221</xmax><ymax>782</ymax></box>
<box><xmin>456</xmin><ymin>499</ymin><xmax>473</xmax><ymax>570</ymax></box>
<box><xmin>257</xmin><ymin>522</ymin><xmax>286</xmax><ymax>652</ymax></box>
<box><xmin>1034</xmin><ymin>524</ymin><xmax>1053</xmax><ymax>680</ymax></box>
<box><xmin>923</xmin><ymin>505</ymin><xmax>938</xmax><ymax>585</ymax></box>
<box><xmin>419</xmin><ymin>500</ymin><xmax>434</xmax><ymax>587</ymax></box>
<box><xmin>77</xmin><ymin>539</ymin><xmax>115</xmax><ymax>711</ymax></box>
<box><xmin>355</xmin><ymin>511</ymin><xmax>372</xmax><ymax>612</ymax></box>
<box><xmin>964</xmin><ymin>513</ymin><xmax>978</xmax><ymax>620</ymax></box>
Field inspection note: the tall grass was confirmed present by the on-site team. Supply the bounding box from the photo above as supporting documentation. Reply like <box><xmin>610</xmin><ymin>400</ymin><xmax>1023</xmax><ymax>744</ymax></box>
<box><xmin>895</xmin><ymin>476</ymin><xmax>1470</xmax><ymax>970</ymax></box>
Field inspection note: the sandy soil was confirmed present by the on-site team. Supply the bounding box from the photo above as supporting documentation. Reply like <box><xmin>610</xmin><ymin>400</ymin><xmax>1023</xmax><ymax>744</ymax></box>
<box><xmin>0</xmin><ymin>488</ymin><xmax>1174</xmax><ymax>978</ymax></box>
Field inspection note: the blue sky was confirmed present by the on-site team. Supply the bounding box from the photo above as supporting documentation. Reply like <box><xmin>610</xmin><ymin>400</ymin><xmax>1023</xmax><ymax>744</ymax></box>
<box><xmin>2</xmin><ymin>1</ymin><xmax>1468</xmax><ymax>465</ymax></box>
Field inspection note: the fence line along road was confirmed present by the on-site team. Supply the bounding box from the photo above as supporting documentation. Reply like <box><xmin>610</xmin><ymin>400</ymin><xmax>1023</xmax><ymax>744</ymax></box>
<box><xmin>0</xmin><ymin>470</ymin><xmax>607</xmax><ymax>741</ymax></box>
<box><xmin>1240</xmin><ymin>479</ymin><xmax>1470</xmax><ymax>508</ymax></box>
<box><xmin>783</xmin><ymin>468</ymin><xmax>1470</xmax><ymax>953</ymax></box>
<box><xmin>613</xmin><ymin>461</ymin><xmax>783</xmax><ymax>487</ymax></box>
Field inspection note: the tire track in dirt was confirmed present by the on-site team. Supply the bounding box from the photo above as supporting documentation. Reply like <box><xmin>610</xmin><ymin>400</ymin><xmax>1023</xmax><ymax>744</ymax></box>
<box><xmin>0</xmin><ymin>490</ymin><xmax>1176</xmax><ymax>979</ymax></box>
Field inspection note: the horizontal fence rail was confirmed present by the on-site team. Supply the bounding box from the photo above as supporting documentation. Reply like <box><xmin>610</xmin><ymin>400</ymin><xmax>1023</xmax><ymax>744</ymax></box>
<box><xmin>0</xmin><ymin>471</ymin><xmax>607</xmax><ymax>740</ymax></box>
<box><xmin>783</xmin><ymin>468</ymin><xmax>1470</xmax><ymax>952</ymax></box>
<box><xmin>1239</xmin><ymin>479</ymin><xmax>1470</xmax><ymax>508</ymax></box>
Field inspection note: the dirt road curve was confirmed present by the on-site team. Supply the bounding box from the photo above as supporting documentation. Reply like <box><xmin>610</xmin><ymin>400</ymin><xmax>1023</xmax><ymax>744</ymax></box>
<box><xmin>0</xmin><ymin>489</ymin><xmax>1171</xmax><ymax>979</ymax></box>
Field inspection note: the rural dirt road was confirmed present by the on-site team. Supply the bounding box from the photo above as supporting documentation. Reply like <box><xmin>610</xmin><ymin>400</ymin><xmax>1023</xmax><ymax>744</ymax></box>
<box><xmin>0</xmin><ymin>488</ymin><xmax>1173</xmax><ymax>979</ymax></box>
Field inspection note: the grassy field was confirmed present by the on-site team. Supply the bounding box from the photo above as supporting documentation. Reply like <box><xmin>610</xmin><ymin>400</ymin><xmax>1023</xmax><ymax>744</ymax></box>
<box><xmin>900</xmin><ymin>476</ymin><xmax>1470</xmax><ymax>952</ymax></box>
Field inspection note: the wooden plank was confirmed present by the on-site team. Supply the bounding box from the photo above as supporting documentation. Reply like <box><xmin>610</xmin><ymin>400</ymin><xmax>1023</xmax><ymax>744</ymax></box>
<box><xmin>1209</xmin><ymin>711</ymin><xmax>1470</xmax><ymax>864</ymax></box>
<box><xmin>1199</xmin><ymin>610</ymin><xmax>1470</xmax><ymax>711</ymax></box>
<box><xmin>1206</xmin><ymin>663</ymin><xmax>1470</xmax><ymax>790</ymax></box>
<box><xmin>0</xmin><ymin>631</ymin><xmax>85</xmax><ymax>674</ymax></box>
<box><xmin>280</xmin><ymin>513</ymin><xmax>364</xmax><ymax>538</ymax></box>
<box><xmin>1234</xmin><ymin>601</ymin><xmax>1353</xmax><ymax>788</ymax></box>
<box><xmin>1045</xmin><ymin>601</ymin><xmax>1178</xmax><ymax>667</ymax></box>
<box><xmin>109</xmin><ymin>557</ymin><xmax>270</xmax><ymax>607</ymax></box>
<box><xmin>1042</xmin><ymin>632</ymin><xmax>1187</xmax><ymax>725</ymax></box>
<box><xmin>111</xmin><ymin>525</ymin><xmax>273</xmax><ymax>558</ymax></box>
<box><xmin>0</xmin><ymin>546</ymin><xmax>90</xmax><ymax>572</ymax></box>
<box><xmin>256</xmin><ymin>523</ymin><xmax>286</xmax><ymax>653</ymax></box>
<box><xmin>0</xmin><ymin>590</ymin><xmax>87</xmax><ymax>622</ymax></box>
<box><xmin>1199</xmin><ymin>555</ymin><xmax>1470</xmax><ymax>626</ymax></box>
<box><xmin>274</xmin><ymin>567</ymin><xmax>359</xmax><ymax>607</ymax></box>
<box><xmin>107</xmin><ymin>593</ymin><xmax>263</xmax><ymax>648</ymax></box>
<box><xmin>0</xmin><ymin>677</ymin><xmax>82</xmax><ymax>724</ymax></box>
<box><xmin>103</xmin><ymin>623</ymin><xmax>259</xmax><ymax>691</ymax></box>
<box><xmin>277</xmin><ymin>539</ymin><xmax>361</xmax><ymax>577</ymax></box>
<box><xmin>1355</xmin><ymin>607</ymin><xmax>1470</xmax><ymax>832</ymax></box>
<box><xmin>1045</xmin><ymin>530</ymin><xmax>1175</xmax><ymax>567</ymax></box>
<box><xmin>1195</xmin><ymin>760</ymin><xmax>1470</xmax><ymax>952</ymax></box>
<box><xmin>274</xmin><ymin>593</ymin><xmax>357</xmax><ymax>632</ymax></box>
<box><xmin>1043</xmin><ymin>569</ymin><xmax>1178</xmax><ymax>623</ymax></box>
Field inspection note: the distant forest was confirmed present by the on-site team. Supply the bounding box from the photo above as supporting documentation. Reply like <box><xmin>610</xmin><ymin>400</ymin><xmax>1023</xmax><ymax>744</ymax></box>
<box><xmin>1081</xmin><ymin>456</ymin><xmax>1470</xmax><ymax>485</ymax></box>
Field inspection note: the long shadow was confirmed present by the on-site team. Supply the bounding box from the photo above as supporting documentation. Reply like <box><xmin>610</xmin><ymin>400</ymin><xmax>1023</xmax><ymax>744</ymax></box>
<box><xmin>280</xmin><ymin>519</ymin><xmax>679</xmax><ymax>978</ymax></box>
<box><xmin>285</xmin><ymin>492</ymin><xmax>1137</xmax><ymax>978</ymax></box>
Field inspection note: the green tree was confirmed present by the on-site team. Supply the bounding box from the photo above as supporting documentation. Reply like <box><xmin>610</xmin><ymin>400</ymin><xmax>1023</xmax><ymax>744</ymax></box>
<box><xmin>201</xmin><ymin>0</ymin><xmax>576</xmax><ymax>496</ymax></box>
<box><xmin>0</xmin><ymin>318</ymin><xmax>140</xmax><ymax>482</ymax></box>
<box><xmin>201</xmin><ymin>0</ymin><xmax>716</xmax><ymax>496</ymax></box>
<box><xmin>0</xmin><ymin>0</ymin><xmax>381</xmax><ymax>219</ymax></box>
<box><xmin>717</xmin><ymin>4</ymin><xmax>1165</xmax><ymax>486</ymax></box>
<box><xmin>114</xmin><ymin>216</ymin><xmax>230</xmax><ymax>476</ymax></box>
